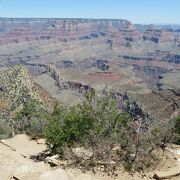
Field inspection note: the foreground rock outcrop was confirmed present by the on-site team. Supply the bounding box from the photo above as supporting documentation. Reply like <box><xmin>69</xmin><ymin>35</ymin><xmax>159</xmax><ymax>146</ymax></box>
<box><xmin>0</xmin><ymin>134</ymin><xmax>180</xmax><ymax>180</ymax></box>
<box><xmin>0</xmin><ymin>65</ymin><xmax>54</xmax><ymax>138</ymax></box>
<box><xmin>0</xmin><ymin>134</ymin><xmax>50</xmax><ymax>180</ymax></box>
<box><xmin>0</xmin><ymin>65</ymin><xmax>53</xmax><ymax>112</ymax></box>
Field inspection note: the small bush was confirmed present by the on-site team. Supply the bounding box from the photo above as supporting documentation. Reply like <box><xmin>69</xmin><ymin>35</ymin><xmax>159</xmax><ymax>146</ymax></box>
<box><xmin>44</xmin><ymin>92</ymin><xmax>179</xmax><ymax>173</ymax></box>
<box><xmin>0</xmin><ymin>121</ymin><xmax>11</xmax><ymax>139</ymax></box>
<box><xmin>44</xmin><ymin>91</ymin><xmax>132</xmax><ymax>152</ymax></box>
<box><xmin>14</xmin><ymin>99</ymin><xmax>48</xmax><ymax>139</ymax></box>
<box><xmin>174</xmin><ymin>115</ymin><xmax>180</xmax><ymax>144</ymax></box>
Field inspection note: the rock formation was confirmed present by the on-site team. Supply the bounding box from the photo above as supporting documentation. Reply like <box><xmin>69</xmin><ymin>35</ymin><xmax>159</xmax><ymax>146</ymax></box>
<box><xmin>0</xmin><ymin>65</ymin><xmax>54</xmax><ymax>125</ymax></box>
<box><xmin>0</xmin><ymin>18</ymin><xmax>179</xmax><ymax>127</ymax></box>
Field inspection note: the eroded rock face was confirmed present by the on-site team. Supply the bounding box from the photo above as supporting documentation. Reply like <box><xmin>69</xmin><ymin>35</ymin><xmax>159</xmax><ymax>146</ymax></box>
<box><xmin>143</xmin><ymin>29</ymin><xmax>174</xmax><ymax>44</ymax></box>
<box><xmin>0</xmin><ymin>65</ymin><xmax>54</xmax><ymax>121</ymax></box>
<box><xmin>131</xmin><ymin>89</ymin><xmax>180</xmax><ymax>126</ymax></box>
<box><xmin>0</xmin><ymin>18</ymin><xmax>139</xmax><ymax>45</ymax></box>
<box><xmin>103</xmin><ymin>89</ymin><xmax>179</xmax><ymax>130</ymax></box>
<box><xmin>158</xmin><ymin>70</ymin><xmax>180</xmax><ymax>92</ymax></box>
<box><xmin>0</xmin><ymin>18</ymin><xmax>179</xmax><ymax>122</ymax></box>
<box><xmin>0</xmin><ymin>18</ymin><xmax>180</xmax><ymax>88</ymax></box>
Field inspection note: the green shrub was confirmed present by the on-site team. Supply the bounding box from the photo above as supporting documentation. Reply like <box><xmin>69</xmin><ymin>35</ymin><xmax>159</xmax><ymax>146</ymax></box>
<box><xmin>44</xmin><ymin>104</ymin><xmax>68</xmax><ymax>152</ymax></box>
<box><xmin>14</xmin><ymin>99</ymin><xmax>47</xmax><ymax>139</ymax></box>
<box><xmin>44</xmin><ymin>92</ymin><xmax>132</xmax><ymax>152</ymax></box>
<box><xmin>174</xmin><ymin>115</ymin><xmax>180</xmax><ymax>144</ymax></box>
<box><xmin>44</xmin><ymin>91</ymin><xmax>178</xmax><ymax>172</ymax></box>
<box><xmin>0</xmin><ymin>121</ymin><xmax>11</xmax><ymax>139</ymax></box>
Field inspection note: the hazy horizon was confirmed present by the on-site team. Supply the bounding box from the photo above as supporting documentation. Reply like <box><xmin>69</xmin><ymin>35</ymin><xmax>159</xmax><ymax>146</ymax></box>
<box><xmin>0</xmin><ymin>17</ymin><xmax>180</xmax><ymax>26</ymax></box>
<box><xmin>0</xmin><ymin>0</ymin><xmax>180</xmax><ymax>24</ymax></box>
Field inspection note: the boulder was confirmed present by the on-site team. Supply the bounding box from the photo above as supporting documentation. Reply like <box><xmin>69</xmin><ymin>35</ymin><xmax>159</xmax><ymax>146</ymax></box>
<box><xmin>45</xmin><ymin>155</ymin><xmax>67</xmax><ymax>166</ymax></box>
<box><xmin>38</xmin><ymin>168</ymin><xmax>70</xmax><ymax>180</ymax></box>
<box><xmin>37</xmin><ymin>139</ymin><xmax>46</xmax><ymax>145</ymax></box>
<box><xmin>72</xmin><ymin>147</ymin><xmax>93</xmax><ymax>160</ymax></box>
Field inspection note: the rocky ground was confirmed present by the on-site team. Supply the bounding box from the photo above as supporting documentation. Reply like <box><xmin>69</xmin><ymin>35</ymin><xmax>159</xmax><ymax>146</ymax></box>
<box><xmin>0</xmin><ymin>134</ymin><xmax>180</xmax><ymax>180</ymax></box>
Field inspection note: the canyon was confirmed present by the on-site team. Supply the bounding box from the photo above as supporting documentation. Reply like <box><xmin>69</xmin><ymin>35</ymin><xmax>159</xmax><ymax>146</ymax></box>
<box><xmin>0</xmin><ymin>18</ymin><xmax>180</xmax><ymax>121</ymax></box>
<box><xmin>0</xmin><ymin>18</ymin><xmax>180</xmax><ymax>180</ymax></box>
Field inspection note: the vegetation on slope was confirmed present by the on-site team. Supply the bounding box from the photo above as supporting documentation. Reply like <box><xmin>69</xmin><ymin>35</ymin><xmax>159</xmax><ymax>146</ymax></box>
<box><xmin>14</xmin><ymin>99</ymin><xmax>48</xmax><ymax>139</ymax></box>
<box><xmin>0</xmin><ymin>64</ymin><xmax>53</xmax><ymax>139</ymax></box>
<box><xmin>44</xmin><ymin>91</ymin><xmax>180</xmax><ymax>172</ymax></box>
<box><xmin>174</xmin><ymin>115</ymin><xmax>180</xmax><ymax>144</ymax></box>
<box><xmin>0</xmin><ymin>65</ymin><xmax>179</xmax><ymax>173</ymax></box>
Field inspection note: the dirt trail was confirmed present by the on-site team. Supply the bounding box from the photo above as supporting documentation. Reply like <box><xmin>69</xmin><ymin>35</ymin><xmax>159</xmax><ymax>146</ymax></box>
<box><xmin>0</xmin><ymin>134</ymin><xmax>145</xmax><ymax>180</ymax></box>
<box><xmin>0</xmin><ymin>134</ymin><xmax>50</xmax><ymax>180</ymax></box>
<box><xmin>0</xmin><ymin>134</ymin><xmax>180</xmax><ymax>180</ymax></box>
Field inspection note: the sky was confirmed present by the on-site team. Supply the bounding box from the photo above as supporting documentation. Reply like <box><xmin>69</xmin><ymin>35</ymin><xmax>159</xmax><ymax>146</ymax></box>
<box><xmin>0</xmin><ymin>0</ymin><xmax>180</xmax><ymax>24</ymax></box>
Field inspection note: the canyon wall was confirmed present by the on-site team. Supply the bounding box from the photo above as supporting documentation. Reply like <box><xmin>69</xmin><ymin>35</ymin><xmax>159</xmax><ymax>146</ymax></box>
<box><xmin>0</xmin><ymin>18</ymin><xmax>180</xmax><ymax>92</ymax></box>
